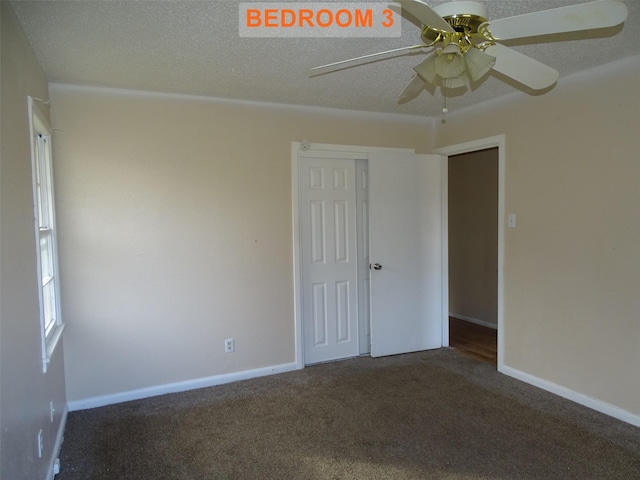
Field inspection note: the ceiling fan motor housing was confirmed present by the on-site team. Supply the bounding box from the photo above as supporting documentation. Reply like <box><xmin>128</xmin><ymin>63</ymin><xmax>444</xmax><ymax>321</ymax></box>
<box><xmin>421</xmin><ymin>1</ymin><xmax>488</xmax><ymax>41</ymax></box>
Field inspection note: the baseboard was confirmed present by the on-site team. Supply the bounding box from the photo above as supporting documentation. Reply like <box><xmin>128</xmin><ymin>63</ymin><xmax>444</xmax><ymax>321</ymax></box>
<box><xmin>449</xmin><ymin>313</ymin><xmax>497</xmax><ymax>330</ymax></box>
<box><xmin>46</xmin><ymin>404</ymin><xmax>68</xmax><ymax>480</ymax></box>
<box><xmin>502</xmin><ymin>365</ymin><xmax>640</xmax><ymax>427</ymax></box>
<box><xmin>67</xmin><ymin>362</ymin><xmax>299</xmax><ymax>412</ymax></box>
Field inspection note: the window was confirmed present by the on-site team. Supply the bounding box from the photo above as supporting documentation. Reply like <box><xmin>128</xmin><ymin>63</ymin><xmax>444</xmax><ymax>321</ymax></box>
<box><xmin>29</xmin><ymin>97</ymin><xmax>64</xmax><ymax>373</ymax></box>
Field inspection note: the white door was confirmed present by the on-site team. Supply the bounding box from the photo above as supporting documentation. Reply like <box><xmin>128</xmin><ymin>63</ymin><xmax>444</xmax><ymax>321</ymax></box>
<box><xmin>300</xmin><ymin>156</ymin><xmax>359</xmax><ymax>364</ymax></box>
<box><xmin>368</xmin><ymin>151</ymin><xmax>443</xmax><ymax>357</ymax></box>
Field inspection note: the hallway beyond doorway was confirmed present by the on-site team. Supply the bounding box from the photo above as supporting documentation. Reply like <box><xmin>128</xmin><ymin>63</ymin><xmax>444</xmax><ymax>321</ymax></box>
<box><xmin>449</xmin><ymin>317</ymin><xmax>497</xmax><ymax>366</ymax></box>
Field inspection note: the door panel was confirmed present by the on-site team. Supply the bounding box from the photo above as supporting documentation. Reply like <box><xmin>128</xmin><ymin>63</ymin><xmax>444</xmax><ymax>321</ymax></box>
<box><xmin>369</xmin><ymin>152</ymin><xmax>443</xmax><ymax>357</ymax></box>
<box><xmin>300</xmin><ymin>157</ymin><xmax>359</xmax><ymax>364</ymax></box>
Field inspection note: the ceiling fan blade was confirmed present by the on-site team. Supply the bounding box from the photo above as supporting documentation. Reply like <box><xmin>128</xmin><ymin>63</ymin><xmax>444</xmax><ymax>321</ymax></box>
<box><xmin>485</xmin><ymin>44</ymin><xmax>559</xmax><ymax>90</ymax></box>
<box><xmin>484</xmin><ymin>0</ymin><xmax>628</xmax><ymax>41</ymax></box>
<box><xmin>396</xmin><ymin>0</ymin><xmax>454</xmax><ymax>32</ymax></box>
<box><xmin>397</xmin><ymin>74</ymin><xmax>427</xmax><ymax>104</ymax></box>
<box><xmin>310</xmin><ymin>44</ymin><xmax>429</xmax><ymax>74</ymax></box>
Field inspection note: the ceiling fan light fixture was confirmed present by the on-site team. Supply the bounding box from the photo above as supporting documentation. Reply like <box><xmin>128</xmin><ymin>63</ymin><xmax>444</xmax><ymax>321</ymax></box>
<box><xmin>464</xmin><ymin>47</ymin><xmax>496</xmax><ymax>81</ymax></box>
<box><xmin>413</xmin><ymin>54</ymin><xmax>438</xmax><ymax>83</ymax></box>
<box><xmin>434</xmin><ymin>44</ymin><xmax>465</xmax><ymax>79</ymax></box>
<box><xmin>443</xmin><ymin>73</ymin><xmax>468</xmax><ymax>90</ymax></box>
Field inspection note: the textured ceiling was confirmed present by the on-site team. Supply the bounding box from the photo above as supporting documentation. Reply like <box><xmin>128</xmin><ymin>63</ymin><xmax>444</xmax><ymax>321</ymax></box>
<box><xmin>11</xmin><ymin>0</ymin><xmax>640</xmax><ymax>117</ymax></box>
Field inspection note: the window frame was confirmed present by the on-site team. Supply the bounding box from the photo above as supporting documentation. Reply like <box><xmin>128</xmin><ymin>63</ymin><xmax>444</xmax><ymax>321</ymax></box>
<box><xmin>28</xmin><ymin>96</ymin><xmax>64</xmax><ymax>373</ymax></box>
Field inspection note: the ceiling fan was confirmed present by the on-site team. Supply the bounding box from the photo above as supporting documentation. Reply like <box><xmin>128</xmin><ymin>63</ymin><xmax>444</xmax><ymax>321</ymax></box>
<box><xmin>311</xmin><ymin>0</ymin><xmax>628</xmax><ymax>104</ymax></box>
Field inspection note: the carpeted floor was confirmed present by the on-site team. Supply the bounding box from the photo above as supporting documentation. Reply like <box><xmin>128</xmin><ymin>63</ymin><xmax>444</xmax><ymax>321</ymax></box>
<box><xmin>58</xmin><ymin>349</ymin><xmax>640</xmax><ymax>479</ymax></box>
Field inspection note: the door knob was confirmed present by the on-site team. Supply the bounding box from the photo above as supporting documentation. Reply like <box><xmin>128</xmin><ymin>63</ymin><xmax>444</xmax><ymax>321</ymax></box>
<box><xmin>373</xmin><ymin>263</ymin><xmax>382</xmax><ymax>270</ymax></box>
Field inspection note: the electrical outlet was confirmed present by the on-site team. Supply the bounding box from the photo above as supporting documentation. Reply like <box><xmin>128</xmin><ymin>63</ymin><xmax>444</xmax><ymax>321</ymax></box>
<box><xmin>37</xmin><ymin>429</ymin><xmax>43</xmax><ymax>458</ymax></box>
<box><xmin>224</xmin><ymin>338</ymin><xmax>235</xmax><ymax>353</ymax></box>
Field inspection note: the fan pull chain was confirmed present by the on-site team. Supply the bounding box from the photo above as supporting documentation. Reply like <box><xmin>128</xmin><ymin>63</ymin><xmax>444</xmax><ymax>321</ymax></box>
<box><xmin>442</xmin><ymin>88</ymin><xmax>448</xmax><ymax>118</ymax></box>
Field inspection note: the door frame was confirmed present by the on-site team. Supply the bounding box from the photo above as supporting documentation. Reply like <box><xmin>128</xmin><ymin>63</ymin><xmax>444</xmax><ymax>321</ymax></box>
<box><xmin>434</xmin><ymin>135</ymin><xmax>506</xmax><ymax>372</ymax></box>
<box><xmin>291</xmin><ymin>142</ymin><xmax>416</xmax><ymax>369</ymax></box>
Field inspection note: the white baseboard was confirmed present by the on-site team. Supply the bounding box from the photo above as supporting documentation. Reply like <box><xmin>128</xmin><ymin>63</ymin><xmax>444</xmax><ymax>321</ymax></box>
<box><xmin>502</xmin><ymin>365</ymin><xmax>640</xmax><ymax>427</ymax></box>
<box><xmin>449</xmin><ymin>313</ymin><xmax>497</xmax><ymax>330</ymax></box>
<box><xmin>67</xmin><ymin>362</ymin><xmax>299</xmax><ymax>412</ymax></box>
<box><xmin>46</xmin><ymin>405</ymin><xmax>68</xmax><ymax>480</ymax></box>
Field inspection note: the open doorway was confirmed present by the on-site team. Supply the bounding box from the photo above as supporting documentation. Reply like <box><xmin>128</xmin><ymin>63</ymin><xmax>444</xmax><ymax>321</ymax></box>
<box><xmin>436</xmin><ymin>135</ymin><xmax>505</xmax><ymax>371</ymax></box>
<box><xmin>448</xmin><ymin>148</ymin><xmax>498</xmax><ymax>366</ymax></box>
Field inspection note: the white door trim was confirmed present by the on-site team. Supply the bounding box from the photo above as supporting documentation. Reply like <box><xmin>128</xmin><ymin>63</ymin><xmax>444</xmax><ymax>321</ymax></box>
<box><xmin>292</xmin><ymin>142</ymin><xmax>415</xmax><ymax>369</ymax></box>
<box><xmin>434</xmin><ymin>135</ymin><xmax>506</xmax><ymax>372</ymax></box>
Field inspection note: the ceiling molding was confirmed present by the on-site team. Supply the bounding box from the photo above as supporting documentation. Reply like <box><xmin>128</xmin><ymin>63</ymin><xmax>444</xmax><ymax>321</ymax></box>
<box><xmin>49</xmin><ymin>82</ymin><xmax>436</xmax><ymax>125</ymax></box>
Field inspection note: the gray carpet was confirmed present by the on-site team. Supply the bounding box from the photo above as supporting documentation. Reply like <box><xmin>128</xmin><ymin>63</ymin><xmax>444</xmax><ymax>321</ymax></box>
<box><xmin>58</xmin><ymin>349</ymin><xmax>640</xmax><ymax>479</ymax></box>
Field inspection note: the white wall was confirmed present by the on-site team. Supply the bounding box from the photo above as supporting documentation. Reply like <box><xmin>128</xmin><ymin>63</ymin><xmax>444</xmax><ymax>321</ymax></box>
<box><xmin>49</xmin><ymin>84</ymin><xmax>434</xmax><ymax>404</ymax></box>
<box><xmin>436</xmin><ymin>56</ymin><xmax>640</xmax><ymax>418</ymax></box>
<box><xmin>0</xmin><ymin>4</ymin><xmax>68</xmax><ymax>479</ymax></box>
